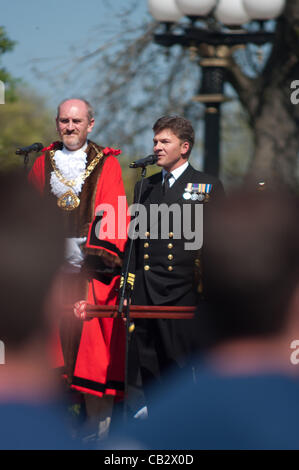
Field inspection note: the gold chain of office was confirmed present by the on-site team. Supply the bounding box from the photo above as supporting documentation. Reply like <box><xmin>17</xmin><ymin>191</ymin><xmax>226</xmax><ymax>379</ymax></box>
<box><xmin>49</xmin><ymin>143</ymin><xmax>104</xmax><ymax>211</ymax></box>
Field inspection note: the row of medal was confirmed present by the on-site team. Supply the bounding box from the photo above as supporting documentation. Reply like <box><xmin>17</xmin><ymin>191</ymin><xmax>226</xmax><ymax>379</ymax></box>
<box><xmin>183</xmin><ymin>183</ymin><xmax>213</xmax><ymax>201</ymax></box>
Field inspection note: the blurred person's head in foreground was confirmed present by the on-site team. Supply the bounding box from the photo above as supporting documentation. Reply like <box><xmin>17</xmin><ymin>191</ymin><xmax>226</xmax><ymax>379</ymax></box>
<box><xmin>0</xmin><ymin>170</ymin><xmax>64</xmax><ymax>400</ymax></box>
<box><xmin>103</xmin><ymin>187</ymin><xmax>299</xmax><ymax>451</ymax></box>
<box><xmin>199</xmin><ymin>186</ymin><xmax>299</xmax><ymax>373</ymax></box>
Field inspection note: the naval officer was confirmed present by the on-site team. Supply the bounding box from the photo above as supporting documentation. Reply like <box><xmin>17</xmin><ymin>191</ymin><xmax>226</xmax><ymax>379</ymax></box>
<box><xmin>125</xmin><ymin>115</ymin><xmax>224</xmax><ymax>415</ymax></box>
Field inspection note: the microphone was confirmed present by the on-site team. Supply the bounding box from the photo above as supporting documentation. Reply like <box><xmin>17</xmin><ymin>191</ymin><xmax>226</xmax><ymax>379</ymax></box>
<box><xmin>16</xmin><ymin>142</ymin><xmax>44</xmax><ymax>155</ymax></box>
<box><xmin>129</xmin><ymin>154</ymin><xmax>158</xmax><ymax>168</ymax></box>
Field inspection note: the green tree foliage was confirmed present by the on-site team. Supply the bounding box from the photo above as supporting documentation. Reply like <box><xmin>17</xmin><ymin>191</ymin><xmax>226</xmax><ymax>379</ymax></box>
<box><xmin>0</xmin><ymin>27</ymin><xmax>56</xmax><ymax>171</ymax></box>
<box><xmin>0</xmin><ymin>88</ymin><xmax>56</xmax><ymax>171</ymax></box>
<box><xmin>0</xmin><ymin>26</ymin><xmax>18</xmax><ymax>100</ymax></box>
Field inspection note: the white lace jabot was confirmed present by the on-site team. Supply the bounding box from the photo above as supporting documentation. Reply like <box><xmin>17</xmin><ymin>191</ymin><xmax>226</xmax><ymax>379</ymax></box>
<box><xmin>50</xmin><ymin>142</ymin><xmax>88</xmax><ymax>198</ymax></box>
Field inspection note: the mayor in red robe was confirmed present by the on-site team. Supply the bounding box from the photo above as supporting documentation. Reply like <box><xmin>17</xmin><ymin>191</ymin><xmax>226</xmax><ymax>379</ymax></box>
<box><xmin>29</xmin><ymin>138</ymin><xmax>129</xmax><ymax>399</ymax></box>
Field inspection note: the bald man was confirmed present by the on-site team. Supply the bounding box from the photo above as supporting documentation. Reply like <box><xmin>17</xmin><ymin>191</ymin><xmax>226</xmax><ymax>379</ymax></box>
<box><xmin>29</xmin><ymin>98</ymin><xmax>129</xmax><ymax>438</ymax></box>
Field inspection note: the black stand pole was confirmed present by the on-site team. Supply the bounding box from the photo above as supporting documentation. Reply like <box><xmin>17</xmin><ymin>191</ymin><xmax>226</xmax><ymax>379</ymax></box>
<box><xmin>23</xmin><ymin>152</ymin><xmax>30</xmax><ymax>172</ymax></box>
<box><xmin>117</xmin><ymin>166</ymin><xmax>147</xmax><ymax>422</ymax></box>
<box><xmin>15</xmin><ymin>142</ymin><xmax>44</xmax><ymax>172</ymax></box>
<box><xmin>203</xmin><ymin>103</ymin><xmax>221</xmax><ymax>176</ymax></box>
<box><xmin>198</xmin><ymin>64</ymin><xmax>224</xmax><ymax>177</ymax></box>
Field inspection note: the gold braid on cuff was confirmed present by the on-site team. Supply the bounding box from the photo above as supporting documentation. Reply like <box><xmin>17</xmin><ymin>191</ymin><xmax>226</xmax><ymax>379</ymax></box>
<box><xmin>120</xmin><ymin>273</ymin><xmax>135</xmax><ymax>290</ymax></box>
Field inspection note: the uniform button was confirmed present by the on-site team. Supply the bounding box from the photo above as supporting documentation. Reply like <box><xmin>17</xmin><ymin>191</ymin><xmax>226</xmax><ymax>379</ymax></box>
<box><xmin>168</xmin><ymin>243</ymin><xmax>173</xmax><ymax>249</ymax></box>
<box><xmin>144</xmin><ymin>254</ymin><xmax>149</xmax><ymax>260</ymax></box>
<box><xmin>168</xmin><ymin>266</ymin><xmax>173</xmax><ymax>272</ymax></box>
<box><xmin>194</xmin><ymin>259</ymin><xmax>200</xmax><ymax>266</ymax></box>
<box><xmin>144</xmin><ymin>242</ymin><xmax>149</xmax><ymax>248</ymax></box>
<box><xmin>145</xmin><ymin>231</ymin><xmax>150</xmax><ymax>238</ymax></box>
<box><xmin>168</xmin><ymin>254</ymin><xmax>173</xmax><ymax>260</ymax></box>
<box><xmin>144</xmin><ymin>265</ymin><xmax>150</xmax><ymax>271</ymax></box>
<box><xmin>169</xmin><ymin>232</ymin><xmax>174</xmax><ymax>238</ymax></box>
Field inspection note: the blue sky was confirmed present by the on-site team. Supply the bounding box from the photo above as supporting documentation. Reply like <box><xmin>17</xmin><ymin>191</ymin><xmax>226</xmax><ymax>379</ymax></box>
<box><xmin>1</xmin><ymin>0</ymin><xmax>250</xmax><ymax>170</ymax></box>
<box><xmin>2</xmin><ymin>0</ymin><xmax>149</xmax><ymax>108</ymax></box>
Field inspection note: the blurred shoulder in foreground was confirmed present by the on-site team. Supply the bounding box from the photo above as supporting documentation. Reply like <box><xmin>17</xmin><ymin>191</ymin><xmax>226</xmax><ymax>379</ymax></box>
<box><xmin>0</xmin><ymin>170</ymin><xmax>82</xmax><ymax>449</ymax></box>
<box><xmin>106</xmin><ymin>186</ymin><xmax>299</xmax><ymax>450</ymax></box>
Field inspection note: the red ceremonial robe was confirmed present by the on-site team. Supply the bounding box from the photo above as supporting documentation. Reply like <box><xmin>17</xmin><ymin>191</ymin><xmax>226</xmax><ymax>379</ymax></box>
<box><xmin>29</xmin><ymin>141</ymin><xmax>128</xmax><ymax>398</ymax></box>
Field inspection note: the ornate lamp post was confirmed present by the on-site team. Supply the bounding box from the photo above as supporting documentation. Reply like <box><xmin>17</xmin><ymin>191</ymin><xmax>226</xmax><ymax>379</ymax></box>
<box><xmin>147</xmin><ymin>0</ymin><xmax>286</xmax><ymax>176</ymax></box>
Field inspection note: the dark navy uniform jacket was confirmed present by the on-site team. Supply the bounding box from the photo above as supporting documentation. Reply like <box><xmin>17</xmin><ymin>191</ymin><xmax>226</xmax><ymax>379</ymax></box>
<box><xmin>124</xmin><ymin>164</ymin><xmax>224</xmax><ymax>409</ymax></box>
<box><xmin>129</xmin><ymin>164</ymin><xmax>224</xmax><ymax>306</ymax></box>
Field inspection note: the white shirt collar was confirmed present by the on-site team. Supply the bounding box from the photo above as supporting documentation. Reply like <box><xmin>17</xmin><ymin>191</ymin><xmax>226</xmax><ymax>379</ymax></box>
<box><xmin>50</xmin><ymin>141</ymin><xmax>89</xmax><ymax>198</ymax></box>
<box><xmin>162</xmin><ymin>161</ymin><xmax>189</xmax><ymax>187</ymax></box>
<box><xmin>61</xmin><ymin>141</ymin><xmax>88</xmax><ymax>156</ymax></box>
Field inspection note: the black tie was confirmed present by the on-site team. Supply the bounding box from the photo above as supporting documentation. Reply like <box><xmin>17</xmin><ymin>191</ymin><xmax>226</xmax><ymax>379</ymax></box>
<box><xmin>163</xmin><ymin>172</ymin><xmax>172</xmax><ymax>195</ymax></box>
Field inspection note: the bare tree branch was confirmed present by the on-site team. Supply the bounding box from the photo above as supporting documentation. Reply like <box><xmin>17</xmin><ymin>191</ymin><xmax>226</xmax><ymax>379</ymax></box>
<box><xmin>33</xmin><ymin>0</ymin><xmax>299</xmax><ymax>187</ymax></box>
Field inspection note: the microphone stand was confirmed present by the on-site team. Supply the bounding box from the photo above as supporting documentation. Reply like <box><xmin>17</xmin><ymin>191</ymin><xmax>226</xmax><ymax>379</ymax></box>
<box><xmin>22</xmin><ymin>151</ymin><xmax>30</xmax><ymax>172</ymax></box>
<box><xmin>118</xmin><ymin>165</ymin><xmax>148</xmax><ymax>423</ymax></box>
<box><xmin>15</xmin><ymin>143</ymin><xmax>44</xmax><ymax>172</ymax></box>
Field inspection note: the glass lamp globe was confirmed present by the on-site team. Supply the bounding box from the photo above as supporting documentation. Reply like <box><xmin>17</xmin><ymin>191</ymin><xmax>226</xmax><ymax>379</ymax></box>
<box><xmin>175</xmin><ymin>0</ymin><xmax>217</xmax><ymax>17</ymax></box>
<box><xmin>148</xmin><ymin>0</ymin><xmax>182</xmax><ymax>22</ymax></box>
<box><xmin>215</xmin><ymin>0</ymin><xmax>251</xmax><ymax>25</ymax></box>
<box><xmin>243</xmin><ymin>0</ymin><xmax>286</xmax><ymax>20</ymax></box>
